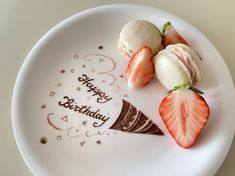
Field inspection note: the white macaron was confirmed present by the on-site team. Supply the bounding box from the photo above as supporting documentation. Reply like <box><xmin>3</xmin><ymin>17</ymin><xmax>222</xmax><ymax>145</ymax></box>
<box><xmin>154</xmin><ymin>44</ymin><xmax>200</xmax><ymax>90</ymax></box>
<box><xmin>118</xmin><ymin>20</ymin><xmax>162</xmax><ymax>59</ymax></box>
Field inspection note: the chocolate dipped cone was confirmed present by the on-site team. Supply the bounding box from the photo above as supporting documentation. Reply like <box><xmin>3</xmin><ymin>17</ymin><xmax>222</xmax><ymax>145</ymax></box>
<box><xmin>110</xmin><ymin>99</ymin><xmax>163</xmax><ymax>135</ymax></box>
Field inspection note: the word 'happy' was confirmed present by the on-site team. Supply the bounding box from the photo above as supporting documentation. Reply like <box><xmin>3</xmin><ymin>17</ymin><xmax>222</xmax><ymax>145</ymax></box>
<box><xmin>78</xmin><ymin>74</ymin><xmax>112</xmax><ymax>103</ymax></box>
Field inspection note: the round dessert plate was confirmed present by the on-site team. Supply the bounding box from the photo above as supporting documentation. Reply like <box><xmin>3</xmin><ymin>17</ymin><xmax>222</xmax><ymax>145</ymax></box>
<box><xmin>12</xmin><ymin>4</ymin><xmax>235</xmax><ymax>176</ymax></box>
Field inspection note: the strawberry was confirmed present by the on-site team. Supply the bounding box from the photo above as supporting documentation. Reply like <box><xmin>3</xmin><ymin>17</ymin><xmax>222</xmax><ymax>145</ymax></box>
<box><xmin>159</xmin><ymin>84</ymin><xmax>210</xmax><ymax>148</ymax></box>
<box><xmin>162</xmin><ymin>22</ymin><xmax>188</xmax><ymax>48</ymax></box>
<box><xmin>126</xmin><ymin>46</ymin><xmax>155</xmax><ymax>89</ymax></box>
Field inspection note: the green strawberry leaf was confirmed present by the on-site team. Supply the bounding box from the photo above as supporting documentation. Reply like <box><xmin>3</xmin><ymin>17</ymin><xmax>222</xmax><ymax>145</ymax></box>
<box><xmin>161</xmin><ymin>21</ymin><xmax>171</xmax><ymax>36</ymax></box>
<box><xmin>170</xmin><ymin>84</ymin><xmax>204</xmax><ymax>94</ymax></box>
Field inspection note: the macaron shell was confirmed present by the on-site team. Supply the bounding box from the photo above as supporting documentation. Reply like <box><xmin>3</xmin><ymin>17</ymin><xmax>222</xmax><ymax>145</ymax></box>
<box><xmin>175</xmin><ymin>43</ymin><xmax>201</xmax><ymax>61</ymax></box>
<box><xmin>154</xmin><ymin>50</ymin><xmax>192</xmax><ymax>90</ymax></box>
<box><xmin>173</xmin><ymin>43</ymin><xmax>201</xmax><ymax>84</ymax></box>
<box><xmin>117</xmin><ymin>39</ymin><xmax>134</xmax><ymax>59</ymax></box>
<box><xmin>119</xmin><ymin>20</ymin><xmax>162</xmax><ymax>59</ymax></box>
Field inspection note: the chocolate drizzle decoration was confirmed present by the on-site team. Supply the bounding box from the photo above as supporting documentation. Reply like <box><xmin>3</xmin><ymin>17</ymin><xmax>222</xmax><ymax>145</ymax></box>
<box><xmin>110</xmin><ymin>100</ymin><xmax>163</xmax><ymax>135</ymax></box>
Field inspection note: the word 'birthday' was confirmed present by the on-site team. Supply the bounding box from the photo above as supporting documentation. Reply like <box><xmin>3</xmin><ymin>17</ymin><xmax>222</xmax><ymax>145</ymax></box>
<box><xmin>78</xmin><ymin>74</ymin><xmax>112</xmax><ymax>103</ymax></box>
<box><xmin>58</xmin><ymin>96</ymin><xmax>110</xmax><ymax>127</ymax></box>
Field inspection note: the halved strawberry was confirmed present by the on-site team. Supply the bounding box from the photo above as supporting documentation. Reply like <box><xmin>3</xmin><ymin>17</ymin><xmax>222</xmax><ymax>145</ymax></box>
<box><xmin>126</xmin><ymin>46</ymin><xmax>155</xmax><ymax>89</ymax></box>
<box><xmin>159</xmin><ymin>84</ymin><xmax>210</xmax><ymax>148</ymax></box>
<box><xmin>162</xmin><ymin>22</ymin><xmax>188</xmax><ymax>48</ymax></box>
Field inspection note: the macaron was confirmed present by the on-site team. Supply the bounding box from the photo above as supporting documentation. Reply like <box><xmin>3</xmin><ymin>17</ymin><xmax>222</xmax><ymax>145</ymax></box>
<box><xmin>154</xmin><ymin>43</ymin><xmax>200</xmax><ymax>90</ymax></box>
<box><xmin>118</xmin><ymin>20</ymin><xmax>162</xmax><ymax>60</ymax></box>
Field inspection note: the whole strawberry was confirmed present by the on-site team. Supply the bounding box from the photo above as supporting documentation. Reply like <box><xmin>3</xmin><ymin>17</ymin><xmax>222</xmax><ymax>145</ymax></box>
<box><xmin>159</xmin><ymin>84</ymin><xmax>210</xmax><ymax>148</ymax></box>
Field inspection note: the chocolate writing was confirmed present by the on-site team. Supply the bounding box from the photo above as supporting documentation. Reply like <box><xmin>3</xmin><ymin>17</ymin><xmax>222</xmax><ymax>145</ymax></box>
<box><xmin>78</xmin><ymin>74</ymin><xmax>112</xmax><ymax>103</ymax></box>
<box><xmin>58</xmin><ymin>96</ymin><xmax>110</xmax><ymax>127</ymax></box>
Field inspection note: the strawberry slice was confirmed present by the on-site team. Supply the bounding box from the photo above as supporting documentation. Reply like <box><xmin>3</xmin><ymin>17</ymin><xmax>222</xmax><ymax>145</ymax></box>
<box><xmin>159</xmin><ymin>84</ymin><xmax>210</xmax><ymax>148</ymax></box>
<box><xmin>162</xmin><ymin>22</ymin><xmax>188</xmax><ymax>48</ymax></box>
<box><xmin>126</xmin><ymin>46</ymin><xmax>155</xmax><ymax>89</ymax></box>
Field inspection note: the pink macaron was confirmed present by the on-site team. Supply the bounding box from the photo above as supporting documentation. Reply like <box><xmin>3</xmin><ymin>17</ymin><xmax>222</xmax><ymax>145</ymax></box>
<box><xmin>154</xmin><ymin>43</ymin><xmax>201</xmax><ymax>90</ymax></box>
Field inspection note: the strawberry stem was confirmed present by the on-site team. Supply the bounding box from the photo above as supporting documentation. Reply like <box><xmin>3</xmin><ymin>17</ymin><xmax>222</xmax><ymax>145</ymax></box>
<box><xmin>161</xmin><ymin>21</ymin><xmax>171</xmax><ymax>36</ymax></box>
<box><xmin>171</xmin><ymin>84</ymin><xmax>204</xmax><ymax>94</ymax></box>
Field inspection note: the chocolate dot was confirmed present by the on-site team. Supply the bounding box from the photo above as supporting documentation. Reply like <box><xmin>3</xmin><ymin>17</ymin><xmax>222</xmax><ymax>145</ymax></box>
<box><xmin>40</xmin><ymin>137</ymin><xmax>48</xmax><ymax>144</ymax></box>
<box><xmin>120</xmin><ymin>74</ymin><xmax>124</xmax><ymax>78</ymax></box>
<box><xmin>96</xmin><ymin>140</ymin><xmax>101</xmax><ymax>145</ymax></box>
<box><xmin>57</xmin><ymin>83</ymin><xmax>62</xmax><ymax>87</ymax></box>
<box><xmin>98</xmin><ymin>45</ymin><xmax>103</xmax><ymax>50</ymax></box>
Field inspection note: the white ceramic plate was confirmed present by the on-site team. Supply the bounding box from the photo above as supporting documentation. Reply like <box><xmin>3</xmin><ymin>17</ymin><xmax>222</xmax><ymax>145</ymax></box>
<box><xmin>12</xmin><ymin>4</ymin><xmax>235</xmax><ymax>176</ymax></box>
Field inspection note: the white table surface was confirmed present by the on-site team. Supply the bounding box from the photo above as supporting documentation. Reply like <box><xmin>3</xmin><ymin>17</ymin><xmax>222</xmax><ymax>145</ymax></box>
<box><xmin>0</xmin><ymin>0</ymin><xmax>234</xmax><ymax>175</ymax></box>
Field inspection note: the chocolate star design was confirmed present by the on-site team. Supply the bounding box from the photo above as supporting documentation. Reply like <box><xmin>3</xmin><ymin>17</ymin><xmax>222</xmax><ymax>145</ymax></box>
<box><xmin>82</xmin><ymin>120</ymin><xmax>88</xmax><ymax>126</ymax></box>
<box><xmin>40</xmin><ymin>104</ymin><xmax>47</xmax><ymax>109</ymax></box>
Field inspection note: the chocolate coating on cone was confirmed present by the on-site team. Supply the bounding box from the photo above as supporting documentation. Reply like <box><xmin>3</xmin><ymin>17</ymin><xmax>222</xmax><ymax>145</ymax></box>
<box><xmin>110</xmin><ymin>100</ymin><xmax>163</xmax><ymax>135</ymax></box>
